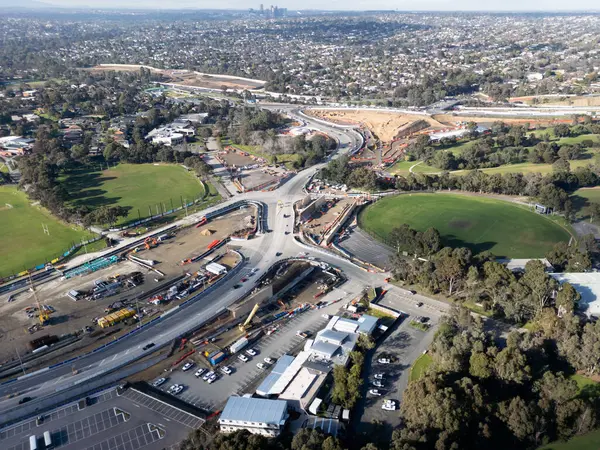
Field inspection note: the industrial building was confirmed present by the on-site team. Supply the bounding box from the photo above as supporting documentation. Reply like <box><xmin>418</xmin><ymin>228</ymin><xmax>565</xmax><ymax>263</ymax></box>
<box><xmin>254</xmin><ymin>314</ymin><xmax>379</xmax><ymax>414</ymax></box>
<box><xmin>219</xmin><ymin>396</ymin><xmax>289</xmax><ymax>436</ymax></box>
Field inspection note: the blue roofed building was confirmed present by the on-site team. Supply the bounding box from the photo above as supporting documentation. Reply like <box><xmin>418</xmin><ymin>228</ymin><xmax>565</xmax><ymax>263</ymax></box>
<box><xmin>219</xmin><ymin>396</ymin><xmax>289</xmax><ymax>436</ymax></box>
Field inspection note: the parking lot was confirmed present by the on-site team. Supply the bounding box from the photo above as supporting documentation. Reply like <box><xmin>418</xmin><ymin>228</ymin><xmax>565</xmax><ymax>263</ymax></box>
<box><xmin>356</xmin><ymin>312</ymin><xmax>438</xmax><ymax>443</ymax></box>
<box><xmin>152</xmin><ymin>303</ymin><xmax>337</xmax><ymax>412</ymax></box>
<box><xmin>1</xmin><ymin>387</ymin><xmax>201</xmax><ymax>450</ymax></box>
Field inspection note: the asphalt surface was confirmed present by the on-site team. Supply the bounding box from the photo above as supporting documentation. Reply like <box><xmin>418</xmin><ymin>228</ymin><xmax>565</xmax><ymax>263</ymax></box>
<box><xmin>338</xmin><ymin>228</ymin><xmax>395</xmax><ymax>270</ymax></box>
<box><xmin>1</xmin><ymin>387</ymin><xmax>197</xmax><ymax>450</ymax></box>
<box><xmin>0</xmin><ymin>110</ymin><xmax>366</xmax><ymax>414</ymax></box>
<box><xmin>0</xmin><ymin>107</ymin><xmax>450</xmax><ymax>425</ymax></box>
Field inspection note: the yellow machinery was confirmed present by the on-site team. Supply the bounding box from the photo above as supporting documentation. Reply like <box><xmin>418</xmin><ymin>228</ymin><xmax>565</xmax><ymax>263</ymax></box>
<box><xmin>29</xmin><ymin>272</ymin><xmax>50</xmax><ymax>325</ymax></box>
<box><xmin>238</xmin><ymin>304</ymin><xmax>260</xmax><ymax>333</ymax></box>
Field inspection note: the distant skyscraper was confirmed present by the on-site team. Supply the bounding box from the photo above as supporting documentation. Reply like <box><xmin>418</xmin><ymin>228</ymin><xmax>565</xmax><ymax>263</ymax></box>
<box><xmin>260</xmin><ymin>4</ymin><xmax>264</xmax><ymax>14</ymax></box>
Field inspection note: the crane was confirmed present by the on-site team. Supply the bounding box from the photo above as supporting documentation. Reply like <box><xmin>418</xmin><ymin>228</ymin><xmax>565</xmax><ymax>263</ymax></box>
<box><xmin>29</xmin><ymin>272</ymin><xmax>50</xmax><ymax>325</ymax></box>
<box><xmin>238</xmin><ymin>303</ymin><xmax>260</xmax><ymax>333</ymax></box>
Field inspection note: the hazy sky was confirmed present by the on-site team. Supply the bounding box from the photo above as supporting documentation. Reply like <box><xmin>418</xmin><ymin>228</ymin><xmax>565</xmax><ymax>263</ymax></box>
<box><xmin>46</xmin><ymin>0</ymin><xmax>600</xmax><ymax>11</ymax></box>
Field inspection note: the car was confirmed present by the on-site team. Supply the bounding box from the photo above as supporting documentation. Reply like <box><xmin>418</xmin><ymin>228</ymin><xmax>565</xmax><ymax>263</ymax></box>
<box><xmin>284</xmin><ymin>231</ymin><xmax>290</xmax><ymax>235</ymax></box>
<box><xmin>374</xmin><ymin>373</ymin><xmax>384</xmax><ymax>380</ymax></box>
<box><xmin>369</xmin><ymin>389</ymin><xmax>382</xmax><ymax>396</ymax></box>
<box><xmin>171</xmin><ymin>384</ymin><xmax>184</xmax><ymax>395</ymax></box>
<box><xmin>372</xmin><ymin>381</ymin><xmax>384</xmax><ymax>388</ymax></box>
<box><xmin>207</xmin><ymin>374</ymin><xmax>218</xmax><ymax>384</ymax></box>
<box><xmin>257</xmin><ymin>363</ymin><xmax>266</xmax><ymax>370</ymax></box>
<box><xmin>233</xmin><ymin>284</ymin><xmax>242</xmax><ymax>289</ymax></box>
<box><xmin>152</xmin><ymin>377</ymin><xmax>167</xmax><ymax>387</ymax></box>
<box><xmin>416</xmin><ymin>302</ymin><xmax>424</xmax><ymax>307</ymax></box>
<box><xmin>18</xmin><ymin>397</ymin><xmax>33</xmax><ymax>404</ymax></box>
<box><xmin>221</xmin><ymin>366</ymin><xmax>232</xmax><ymax>375</ymax></box>
<box><xmin>142</xmin><ymin>342</ymin><xmax>155</xmax><ymax>351</ymax></box>
<box><xmin>238</xmin><ymin>354</ymin><xmax>249</xmax><ymax>362</ymax></box>
<box><xmin>382</xmin><ymin>400</ymin><xmax>396</xmax><ymax>411</ymax></box>
<box><xmin>241</xmin><ymin>277</ymin><xmax>248</xmax><ymax>282</ymax></box>
<box><xmin>7</xmin><ymin>294</ymin><xmax>15</xmax><ymax>303</ymax></box>
<box><xmin>202</xmin><ymin>371</ymin><xmax>214</xmax><ymax>381</ymax></box>
<box><xmin>378</xmin><ymin>358</ymin><xmax>391</xmax><ymax>364</ymax></box>
<box><xmin>252</xmin><ymin>268</ymin><xmax>260</xmax><ymax>273</ymax></box>
<box><xmin>276</xmin><ymin>252</ymin><xmax>282</xmax><ymax>257</ymax></box>
<box><xmin>182</xmin><ymin>362</ymin><xmax>194</xmax><ymax>371</ymax></box>
<box><xmin>194</xmin><ymin>368</ymin><xmax>205</xmax><ymax>378</ymax></box>
<box><xmin>246</xmin><ymin>348</ymin><xmax>257</xmax><ymax>356</ymax></box>
<box><xmin>264</xmin><ymin>357</ymin><xmax>275</xmax><ymax>365</ymax></box>
<box><xmin>322</xmin><ymin>314</ymin><xmax>330</xmax><ymax>319</ymax></box>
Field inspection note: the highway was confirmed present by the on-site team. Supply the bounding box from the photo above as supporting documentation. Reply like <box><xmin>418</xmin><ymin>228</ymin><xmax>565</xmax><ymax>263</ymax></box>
<box><xmin>0</xmin><ymin>107</ymin><xmax>446</xmax><ymax>418</ymax></box>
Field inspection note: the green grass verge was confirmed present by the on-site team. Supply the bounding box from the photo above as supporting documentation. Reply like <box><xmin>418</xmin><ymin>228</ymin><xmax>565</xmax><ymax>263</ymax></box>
<box><xmin>359</xmin><ymin>193</ymin><xmax>571</xmax><ymax>258</ymax></box>
<box><xmin>409</xmin><ymin>353</ymin><xmax>433</xmax><ymax>382</ymax></box>
<box><xmin>539</xmin><ymin>428</ymin><xmax>600</xmax><ymax>450</ymax></box>
<box><xmin>0</xmin><ymin>185</ymin><xmax>96</xmax><ymax>278</ymax></box>
<box><xmin>63</xmin><ymin>164</ymin><xmax>205</xmax><ymax>226</ymax></box>
<box><xmin>409</xmin><ymin>320</ymin><xmax>430</xmax><ymax>331</ymax></box>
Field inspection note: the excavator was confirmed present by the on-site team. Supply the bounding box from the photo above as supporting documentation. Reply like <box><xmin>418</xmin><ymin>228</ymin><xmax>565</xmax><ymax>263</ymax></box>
<box><xmin>144</xmin><ymin>237</ymin><xmax>158</xmax><ymax>250</ymax></box>
<box><xmin>238</xmin><ymin>303</ymin><xmax>260</xmax><ymax>333</ymax></box>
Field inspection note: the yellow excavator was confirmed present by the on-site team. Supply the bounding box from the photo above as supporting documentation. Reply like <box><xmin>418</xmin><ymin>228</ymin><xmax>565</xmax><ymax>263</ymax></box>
<box><xmin>238</xmin><ymin>304</ymin><xmax>260</xmax><ymax>333</ymax></box>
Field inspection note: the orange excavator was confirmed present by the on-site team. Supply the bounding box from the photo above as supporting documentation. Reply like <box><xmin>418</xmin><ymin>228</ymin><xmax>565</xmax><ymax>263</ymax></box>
<box><xmin>144</xmin><ymin>237</ymin><xmax>158</xmax><ymax>250</ymax></box>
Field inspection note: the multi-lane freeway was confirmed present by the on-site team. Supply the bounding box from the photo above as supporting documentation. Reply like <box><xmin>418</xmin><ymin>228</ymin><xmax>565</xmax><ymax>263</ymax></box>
<box><xmin>0</xmin><ymin>107</ymin><xmax>447</xmax><ymax>420</ymax></box>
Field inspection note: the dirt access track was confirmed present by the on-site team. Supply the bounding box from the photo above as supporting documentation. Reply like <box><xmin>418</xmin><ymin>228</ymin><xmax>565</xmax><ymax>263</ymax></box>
<box><xmin>89</xmin><ymin>64</ymin><xmax>265</xmax><ymax>90</ymax></box>
<box><xmin>305</xmin><ymin>109</ymin><xmax>446</xmax><ymax>144</ymax></box>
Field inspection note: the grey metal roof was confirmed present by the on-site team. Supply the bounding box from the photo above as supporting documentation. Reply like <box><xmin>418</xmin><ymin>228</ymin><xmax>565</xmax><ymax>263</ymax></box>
<box><xmin>357</xmin><ymin>314</ymin><xmax>378</xmax><ymax>335</ymax></box>
<box><xmin>220</xmin><ymin>397</ymin><xmax>287</xmax><ymax>425</ymax></box>
<box><xmin>311</xmin><ymin>341</ymin><xmax>339</xmax><ymax>358</ymax></box>
<box><xmin>256</xmin><ymin>354</ymin><xmax>295</xmax><ymax>397</ymax></box>
<box><xmin>318</xmin><ymin>329</ymin><xmax>348</xmax><ymax>344</ymax></box>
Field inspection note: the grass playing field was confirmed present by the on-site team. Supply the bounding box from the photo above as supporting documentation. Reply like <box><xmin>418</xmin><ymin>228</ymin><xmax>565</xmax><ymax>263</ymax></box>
<box><xmin>63</xmin><ymin>164</ymin><xmax>205</xmax><ymax>225</ymax></box>
<box><xmin>570</xmin><ymin>187</ymin><xmax>600</xmax><ymax>220</ymax></box>
<box><xmin>539</xmin><ymin>428</ymin><xmax>600</xmax><ymax>450</ymax></box>
<box><xmin>359</xmin><ymin>193</ymin><xmax>571</xmax><ymax>258</ymax></box>
<box><xmin>0</xmin><ymin>185</ymin><xmax>95</xmax><ymax>278</ymax></box>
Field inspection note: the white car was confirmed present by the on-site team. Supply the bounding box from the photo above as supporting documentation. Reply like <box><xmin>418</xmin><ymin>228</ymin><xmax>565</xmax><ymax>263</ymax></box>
<box><xmin>169</xmin><ymin>384</ymin><xmax>184</xmax><ymax>395</ymax></box>
<box><xmin>182</xmin><ymin>362</ymin><xmax>194</xmax><ymax>371</ymax></box>
<box><xmin>322</xmin><ymin>314</ymin><xmax>330</xmax><ymax>319</ymax></box>
<box><xmin>369</xmin><ymin>389</ymin><xmax>382</xmax><ymax>396</ymax></box>
<box><xmin>374</xmin><ymin>373</ymin><xmax>384</xmax><ymax>380</ymax></box>
<box><xmin>372</xmin><ymin>381</ymin><xmax>384</xmax><ymax>388</ymax></box>
<box><xmin>207</xmin><ymin>373</ymin><xmax>217</xmax><ymax>384</ymax></box>
<box><xmin>152</xmin><ymin>378</ymin><xmax>167</xmax><ymax>387</ymax></box>
<box><xmin>378</xmin><ymin>358</ymin><xmax>391</xmax><ymax>364</ymax></box>
<box><xmin>238</xmin><ymin>354</ymin><xmax>249</xmax><ymax>362</ymax></box>
<box><xmin>382</xmin><ymin>400</ymin><xmax>397</xmax><ymax>411</ymax></box>
<box><xmin>194</xmin><ymin>368</ymin><xmax>205</xmax><ymax>378</ymax></box>
<box><xmin>221</xmin><ymin>366</ymin><xmax>232</xmax><ymax>375</ymax></box>
<box><xmin>257</xmin><ymin>363</ymin><xmax>266</xmax><ymax>370</ymax></box>
<box><xmin>202</xmin><ymin>371</ymin><xmax>214</xmax><ymax>381</ymax></box>
<box><xmin>264</xmin><ymin>357</ymin><xmax>275</xmax><ymax>365</ymax></box>
<box><xmin>246</xmin><ymin>348</ymin><xmax>257</xmax><ymax>357</ymax></box>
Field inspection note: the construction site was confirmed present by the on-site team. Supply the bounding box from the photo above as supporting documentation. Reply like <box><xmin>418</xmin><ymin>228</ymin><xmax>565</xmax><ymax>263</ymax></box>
<box><xmin>216</xmin><ymin>146</ymin><xmax>290</xmax><ymax>192</ymax></box>
<box><xmin>0</xmin><ymin>204</ymin><xmax>260</xmax><ymax>374</ymax></box>
<box><xmin>164</xmin><ymin>258</ymin><xmax>344</xmax><ymax>371</ymax></box>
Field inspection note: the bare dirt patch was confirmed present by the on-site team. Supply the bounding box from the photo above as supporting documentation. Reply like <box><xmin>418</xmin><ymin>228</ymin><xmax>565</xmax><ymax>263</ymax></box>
<box><xmin>305</xmin><ymin>110</ymin><xmax>445</xmax><ymax>144</ymax></box>
<box><xmin>433</xmin><ymin>114</ymin><xmax>575</xmax><ymax>127</ymax></box>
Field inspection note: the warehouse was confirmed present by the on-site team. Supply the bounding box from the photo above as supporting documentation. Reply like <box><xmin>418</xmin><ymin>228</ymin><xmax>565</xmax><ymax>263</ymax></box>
<box><xmin>219</xmin><ymin>397</ymin><xmax>289</xmax><ymax>436</ymax></box>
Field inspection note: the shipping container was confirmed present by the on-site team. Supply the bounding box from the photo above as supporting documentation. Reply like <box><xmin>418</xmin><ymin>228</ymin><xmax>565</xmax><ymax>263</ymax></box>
<box><xmin>230</xmin><ymin>337</ymin><xmax>248</xmax><ymax>354</ymax></box>
<box><xmin>98</xmin><ymin>307</ymin><xmax>135</xmax><ymax>328</ymax></box>
<box><xmin>209</xmin><ymin>351</ymin><xmax>226</xmax><ymax>365</ymax></box>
